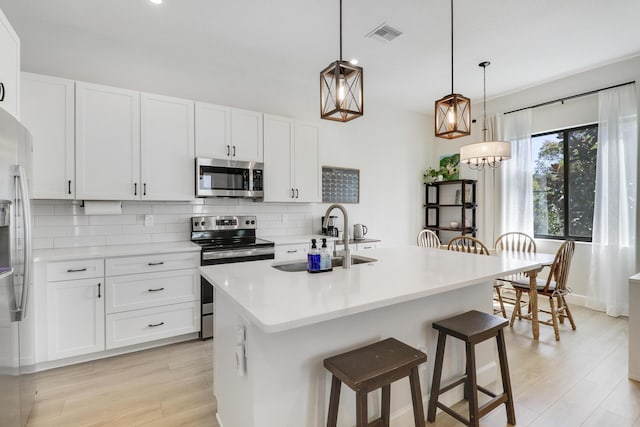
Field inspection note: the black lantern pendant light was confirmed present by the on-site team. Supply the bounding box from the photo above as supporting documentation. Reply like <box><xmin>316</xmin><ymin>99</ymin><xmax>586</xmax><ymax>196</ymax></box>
<box><xmin>320</xmin><ymin>0</ymin><xmax>363</xmax><ymax>122</ymax></box>
<box><xmin>435</xmin><ymin>0</ymin><xmax>470</xmax><ymax>138</ymax></box>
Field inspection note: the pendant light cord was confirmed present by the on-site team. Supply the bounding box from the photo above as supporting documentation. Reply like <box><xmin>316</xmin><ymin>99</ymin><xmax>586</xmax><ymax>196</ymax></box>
<box><xmin>482</xmin><ymin>63</ymin><xmax>487</xmax><ymax>142</ymax></box>
<box><xmin>339</xmin><ymin>0</ymin><xmax>343</xmax><ymax>61</ymax></box>
<box><xmin>450</xmin><ymin>0</ymin><xmax>454</xmax><ymax>94</ymax></box>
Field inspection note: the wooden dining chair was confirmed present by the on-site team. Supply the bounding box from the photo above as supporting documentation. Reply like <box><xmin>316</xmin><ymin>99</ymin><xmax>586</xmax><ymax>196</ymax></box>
<box><xmin>417</xmin><ymin>229</ymin><xmax>441</xmax><ymax>248</ymax></box>
<box><xmin>509</xmin><ymin>240</ymin><xmax>576</xmax><ymax>341</ymax></box>
<box><xmin>447</xmin><ymin>236</ymin><xmax>507</xmax><ymax>317</ymax></box>
<box><xmin>494</xmin><ymin>232</ymin><xmax>537</xmax><ymax>315</ymax></box>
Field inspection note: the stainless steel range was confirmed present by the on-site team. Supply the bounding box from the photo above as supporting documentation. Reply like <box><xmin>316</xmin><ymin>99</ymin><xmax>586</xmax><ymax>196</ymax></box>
<box><xmin>191</xmin><ymin>215</ymin><xmax>274</xmax><ymax>339</ymax></box>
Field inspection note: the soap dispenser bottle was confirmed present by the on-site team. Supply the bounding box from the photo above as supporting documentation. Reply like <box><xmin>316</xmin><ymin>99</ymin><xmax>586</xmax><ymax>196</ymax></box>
<box><xmin>308</xmin><ymin>239</ymin><xmax>319</xmax><ymax>272</ymax></box>
<box><xmin>320</xmin><ymin>238</ymin><xmax>331</xmax><ymax>271</ymax></box>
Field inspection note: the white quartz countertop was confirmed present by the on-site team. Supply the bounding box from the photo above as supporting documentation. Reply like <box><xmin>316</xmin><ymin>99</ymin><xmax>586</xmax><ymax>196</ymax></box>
<box><xmin>33</xmin><ymin>241</ymin><xmax>201</xmax><ymax>262</ymax></box>
<box><xmin>200</xmin><ymin>246</ymin><xmax>541</xmax><ymax>333</ymax></box>
<box><xmin>630</xmin><ymin>273</ymin><xmax>640</xmax><ymax>284</ymax></box>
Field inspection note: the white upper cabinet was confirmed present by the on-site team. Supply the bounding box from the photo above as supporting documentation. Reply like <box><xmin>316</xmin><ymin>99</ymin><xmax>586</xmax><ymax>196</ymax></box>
<box><xmin>263</xmin><ymin>114</ymin><xmax>293</xmax><ymax>202</ymax></box>
<box><xmin>21</xmin><ymin>73</ymin><xmax>75</xmax><ymax>199</ymax></box>
<box><xmin>75</xmin><ymin>82</ymin><xmax>141</xmax><ymax>200</ymax></box>
<box><xmin>230</xmin><ymin>108</ymin><xmax>263</xmax><ymax>162</ymax></box>
<box><xmin>292</xmin><ymin>121</ymin><xmax>320</xmax><ymax>203</ymax></box>
<box><xmin>195</xmin><ymin>103</ymin><xmax>263</xmax><ymax>162</ymax></box>
<box><xmin>141</xmin><ymin>93</ymin><xmax>195</xmax><ymax>201</ymax></box>
<box><xmin>263</xmin><ymin>114</ymin><xmax>319</xmax><ymax>203</ymax></box>
<box><xmin>195</xmin><ymin>102</ymin><xmax>231</xmax><ymax>159</ymax></box>
<box><xmin>0</xmin><ymin>7</ymin><xmax>20</xmax><ymax>118</ymax></box>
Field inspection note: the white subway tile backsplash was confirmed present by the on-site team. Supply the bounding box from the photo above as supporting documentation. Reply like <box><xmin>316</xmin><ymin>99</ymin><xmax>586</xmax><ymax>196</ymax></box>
<box><xmin>106</xmin><ymin>233</ymin><xmax>153</xmax><ymax>246</ymax></box>
<box><xmin>33</xmin><ymin>237</ymin><xmax>54</xmax><ymax>250</ymax></box>
<box><xmin>35</xmin><ymin>215</ymin><xmax>89</xmax><ymax>227</ymax></box>
<box><xmin>54</xmin><ymin>235</ymin><xmax>107</xmax><ymax>248</ymax></box>
<box><xmin>88</xmin><ymin>215</ymin><xmax>137</xmax><ymax>225</ymax></box>
<box><xmin>32</xmin><ymin>200</ymin><xmax>315</xmax><ymax>250</ymax></box>
<box><xmin>151</xmin><ymin>232</ymin><xmax>189</xmax><ymax>243</ymax></box>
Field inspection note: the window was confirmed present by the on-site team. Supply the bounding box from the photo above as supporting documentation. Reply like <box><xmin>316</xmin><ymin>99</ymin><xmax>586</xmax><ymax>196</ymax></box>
<box><xmin>532</xmin><ymin>124</ymin><xmax>598</xmax><ymax>241</ymax></box>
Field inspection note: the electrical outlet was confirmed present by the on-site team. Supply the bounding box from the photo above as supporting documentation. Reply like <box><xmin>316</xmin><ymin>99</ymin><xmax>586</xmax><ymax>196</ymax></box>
<box><xmin>144</xmin><ymin>214</ymin><xmax>154</xmax><ymax>227</ymax></box>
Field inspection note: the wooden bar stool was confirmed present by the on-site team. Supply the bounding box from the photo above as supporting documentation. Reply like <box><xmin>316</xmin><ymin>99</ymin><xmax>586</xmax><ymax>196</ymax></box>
<box><xmin>427</xmin><ymin>310</ymin><xmax>515</xmax><ymax>427</ymax></box>
<box><xmin>324</xmin><ymin>337</ymin><xmax>428</xmax><ymax>427</ymax></box>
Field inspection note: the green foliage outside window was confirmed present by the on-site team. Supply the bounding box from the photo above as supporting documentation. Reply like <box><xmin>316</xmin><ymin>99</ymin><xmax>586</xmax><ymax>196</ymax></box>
<box><xmin>532</xmin><ymin>124</ymin><xmax>598</xmax><ymax>241</ymax></box>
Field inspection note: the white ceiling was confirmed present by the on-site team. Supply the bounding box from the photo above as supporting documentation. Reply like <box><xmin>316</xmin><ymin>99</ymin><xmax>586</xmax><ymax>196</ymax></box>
<box><xmin>2</xmin><ymin>0</ymin><xmax>640</xmax><ymax>113</ymax></box>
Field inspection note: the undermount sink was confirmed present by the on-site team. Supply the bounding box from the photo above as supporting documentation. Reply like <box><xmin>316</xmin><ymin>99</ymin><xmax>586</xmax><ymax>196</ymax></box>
<box><xmin>272</xmin><ymin>255</ymin><xmax>378</xmax><ymax>272</ymax></box>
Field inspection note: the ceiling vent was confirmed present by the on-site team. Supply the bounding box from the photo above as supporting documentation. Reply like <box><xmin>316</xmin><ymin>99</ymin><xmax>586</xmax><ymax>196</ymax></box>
<box><xmin>366</xmin><ymin>23</ymin><xmax>403</xmax><ymax>43</ymax></box>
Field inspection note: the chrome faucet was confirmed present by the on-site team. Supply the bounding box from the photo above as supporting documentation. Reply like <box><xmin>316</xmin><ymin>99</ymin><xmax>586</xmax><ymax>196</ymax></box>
<box><xmin>323</xmin><ymin>204</ymin><xmax>351</xmax><ymax>269</ymax></box>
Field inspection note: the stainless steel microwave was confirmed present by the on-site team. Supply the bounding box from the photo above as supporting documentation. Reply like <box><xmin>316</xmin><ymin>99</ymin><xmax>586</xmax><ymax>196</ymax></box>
<box><xmin>195</xmin><ymin>158</ymin><xmax>264</xmax><ymax>198</ymax></box>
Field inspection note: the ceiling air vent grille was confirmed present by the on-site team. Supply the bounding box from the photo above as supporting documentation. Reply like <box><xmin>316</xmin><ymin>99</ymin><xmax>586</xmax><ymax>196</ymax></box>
<box><xmin>366</xmin><ymin>23</ymin><xmax>403</xmax><ymax>43</ymax></box>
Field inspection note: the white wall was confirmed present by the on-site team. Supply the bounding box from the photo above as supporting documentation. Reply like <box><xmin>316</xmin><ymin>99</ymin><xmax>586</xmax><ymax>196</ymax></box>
<box><xmin>17</xmin><ymin>20</ymin><xmax>431</xmax><ymax>249</ymax></box>
<box><xmin>431</xmin><ymin>56</ymin><xmax>640</xmax><ymax>299</ymax></box>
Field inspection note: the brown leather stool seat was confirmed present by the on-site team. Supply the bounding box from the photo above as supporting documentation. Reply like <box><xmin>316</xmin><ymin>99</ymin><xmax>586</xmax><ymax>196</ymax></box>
<box><xmin>427</xmin><ymin>310</ymin><xmax>515</xmax><ymax>427</ymax></box>
<box><xmin>324</xmin><ymin>337</ymin><xmax>428</xmax><ymax>427</ymax></box>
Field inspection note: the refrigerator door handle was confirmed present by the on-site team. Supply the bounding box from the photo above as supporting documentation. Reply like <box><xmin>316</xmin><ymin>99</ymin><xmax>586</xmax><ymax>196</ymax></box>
<box><xmin>14</xmin><ymin>165</ymin><xmax>32</xmax><ymax>321</ymax></box>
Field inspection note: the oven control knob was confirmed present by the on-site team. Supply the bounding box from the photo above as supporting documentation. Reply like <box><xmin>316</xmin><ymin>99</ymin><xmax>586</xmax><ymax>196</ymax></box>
<box><xmin>200</xmin><ymin>221</ymin><xmax>206</xmax><ymax>227</ymax></box>
<box><xmin>251</xmin><ymin>220</ymin><xmax>255</xmax><ymax>224</ymax></box>
<box><xmin>245</xmin><ymin>220</ymin><xmax>250</xmax><ymax>225</ymax></box>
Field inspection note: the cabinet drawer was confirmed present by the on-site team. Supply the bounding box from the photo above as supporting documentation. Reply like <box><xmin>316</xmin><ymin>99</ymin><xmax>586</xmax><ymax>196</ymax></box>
<box><xmin>106</xmin><ymin>301</ymin><xmax>199</xmax><ymax>349</ymax></box>
<box><xmin>106</xmin><ymin>269</ymin><xmax>199</xmax><ymax>314</ymax></box>
<box><xmin>275</xmin><ymin>243</ymin><xmax>308</xmax><ymax>260</ymax></box>
<box><xmin>47</xmin><ymin>258</ymin><xmax>104</xmax><ymax>282</ymax></box>
<box><xmin>356</xmin><ymin>242</ymin><xmax>379</xmax><ymax>251</ymax></box>
<box><xmin>105</xmin><ymin>252</ymin><xmax>199</xmax><ymax>276</ymax></box>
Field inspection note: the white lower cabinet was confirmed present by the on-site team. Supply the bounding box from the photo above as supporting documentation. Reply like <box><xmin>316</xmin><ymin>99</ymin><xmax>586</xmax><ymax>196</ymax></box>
<box><xmin>106</xmin><ymin>301</ymin><xmax>199</xmax><ymax>350</ymax></box>
<box><xmin>47</xmin><ymin>275</ymin><xmax>105</xmax><ymax>360</ymax></box>
<box><xmin>275</xmin><ymin>243</ymin><xmax>308</xmax><ymax>260</ymax></box>
<box><xmin>44</xmin><ymin>251</ymin><xmax>200</xmax><ymax>362</ymax></box>
<box><xmin>105</xmin><ymin>251</ymin><xmax>200</xmax><ymax>350</ymax></box>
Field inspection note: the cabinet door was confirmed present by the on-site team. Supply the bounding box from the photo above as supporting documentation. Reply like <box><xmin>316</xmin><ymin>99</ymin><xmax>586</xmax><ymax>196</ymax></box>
<box><xmin>263</xmin><ymin>114</ymin><xmax>294</xmax><ymax>202</ymax></box>
<box><xmin>47</xmin><ymin>278</ymin><xmax>105</xmax><ymax>360</ymax></box>
<box><xmin>293</xmin><ymin>121</ymin><xmax>320</xmax><ymax>203</ymax></box>
<box><xmin>21</xmin><ymin>73</ymin><xmax>75</xmax><ymax>199</ymax></box>
<box><xmin>75</xmin><ymin>82</ymin><xmax>140</xmax><ymax>200</ymax></box>
<box><xmin>141</xmin><ymin>93</ymin><xmax>194</xmax><ymax>201</ymax></box>
<box><xmin>231</xmin><ymin>108</ymin><xmax>263</xmax><ymax>162</ymax></box>
<box><xmin>195</xmin><ymin>102</ymin><xmax>231</xmax><ymax>159</ymax></box>
<box><xmin>0</xmin><ymin>9</ymin><xmax>19</xmax><ymax>118</ymax></box>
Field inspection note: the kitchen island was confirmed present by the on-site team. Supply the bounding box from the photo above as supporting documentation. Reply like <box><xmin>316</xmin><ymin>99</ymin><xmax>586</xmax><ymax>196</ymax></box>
<box><xmin>200</xmin><ymin>246</ymin><xmax>540</xmax><ymax>427</ymax></box>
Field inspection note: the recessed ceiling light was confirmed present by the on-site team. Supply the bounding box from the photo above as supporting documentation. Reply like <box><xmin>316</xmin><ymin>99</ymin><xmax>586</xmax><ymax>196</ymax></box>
<box><xmin>349</xmin><ymin>59</ymin><xmax>359</xmax><ymax>65</ymax></box>
<box><xmin>149</xmin><ymin>0</ymin><xmax>162</xmax><ymax>4</ymax></box>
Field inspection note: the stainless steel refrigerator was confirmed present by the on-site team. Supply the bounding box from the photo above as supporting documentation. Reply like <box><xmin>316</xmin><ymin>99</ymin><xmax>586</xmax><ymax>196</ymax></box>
<box><xmin>0</xmin><ymin>106</ymin><xmax>34</xmax><ymax>427</ymax></box>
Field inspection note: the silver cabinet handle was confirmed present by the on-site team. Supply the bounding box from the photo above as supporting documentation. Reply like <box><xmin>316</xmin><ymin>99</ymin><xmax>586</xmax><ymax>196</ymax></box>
<box><xmin>68</xmin><ymin>180</ymin><xmax>72</xmax><ymax>195</ymax></box>
<box><xmin>0</xmin><ymin>83</ymin><xmax>5</xmax><ymax>102</ymax></box>
<box><xmin>98</xmin><ymin>283</ymin><xmax>101</xmax><ymax>298</ymax></box>
<box><xmin>226</xmin><ymin>145</ymin><xmax>230</xmax><ymax>156</ymax></box>
<box><xmin>148</xmin><ymin>322</ymin><xmax>164</xmax><ymax>327</ymax></box>
<box><xmin>233</xmin><ymin>146</ymin><xmax>236</xmax><ymax>157</ymax></box>
<box><xmin>67</xmin><ymin>268</ymin><xmax>87</xmax><ymax>273</ymax></box>
<box><xmin>295</xmin><ymin>188</ymin><xmax>299</xmax><ymax>199</ymax></box>
<box><xmin>143</xmin><ymin>183</ymin><xmax>147</xmax><ymax>196</ymax></box>
<box><xmin>147</xmin><ymin>287</ymin><xmax>165</xmax><ymax>292</ymax></box>
<box><xmin>291</xmin><ymin>188</ymin><xmax>295</xmax><ymax>198</ymax></box>
<box><xmin>286</xmin><ymin>249</ymin><xmax>298</xmax><ymax>254</ymax></box>
<box><xmin>148</xmin><ymin>261</ymin><xmax>164</xmax><ymax>266</ymax></box>
<box><xmin>134</xmin><ymin>182</ymin><xmax>138</xmax><ymax>196</ymax></box>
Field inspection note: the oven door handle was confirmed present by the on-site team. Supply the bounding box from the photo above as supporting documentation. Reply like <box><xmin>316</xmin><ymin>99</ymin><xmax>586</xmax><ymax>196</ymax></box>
<box><xmin>202</xmin><ymin>247</ymin><xmax>275</xmax><ymax>261</ymax></box>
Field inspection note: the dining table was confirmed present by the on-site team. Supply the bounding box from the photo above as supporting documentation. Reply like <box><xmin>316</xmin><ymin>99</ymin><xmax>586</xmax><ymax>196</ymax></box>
<box><xmin>495</xmin><ymin>251</ymin><xmax>557</xmax><ymax>339</ymax></box>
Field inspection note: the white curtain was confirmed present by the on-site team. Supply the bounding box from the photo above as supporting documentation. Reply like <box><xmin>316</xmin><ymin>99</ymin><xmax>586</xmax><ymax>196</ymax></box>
<box><xmin>587</xmin><ymin>84</ymin><xmax>637</xmax><ymax>317</ymax></box>
<box><xmin>497</xmin><ymin>109</ymin><xmax>534</xmax><ymax>235</ymax></box>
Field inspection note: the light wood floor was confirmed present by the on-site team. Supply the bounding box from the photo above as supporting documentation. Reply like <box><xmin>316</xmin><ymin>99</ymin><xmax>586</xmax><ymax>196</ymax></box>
<box><xmin>26</xmin><ymin>304</ymin><xmax>639</xmax><ymax>427</ymax></box>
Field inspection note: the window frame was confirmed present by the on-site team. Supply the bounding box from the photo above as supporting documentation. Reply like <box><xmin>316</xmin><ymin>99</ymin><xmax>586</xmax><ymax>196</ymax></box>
<box><xmin>532</xmin><ymin>123</ymin><xmax>598</xmax><ymax>243</ymax></box>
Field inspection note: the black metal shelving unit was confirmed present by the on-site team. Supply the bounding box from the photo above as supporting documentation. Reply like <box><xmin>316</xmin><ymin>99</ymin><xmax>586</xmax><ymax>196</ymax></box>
<box><xmin>424</xmin><ymin>179</ymin><xmax>477</xmax><ymax>240</ymax></box>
